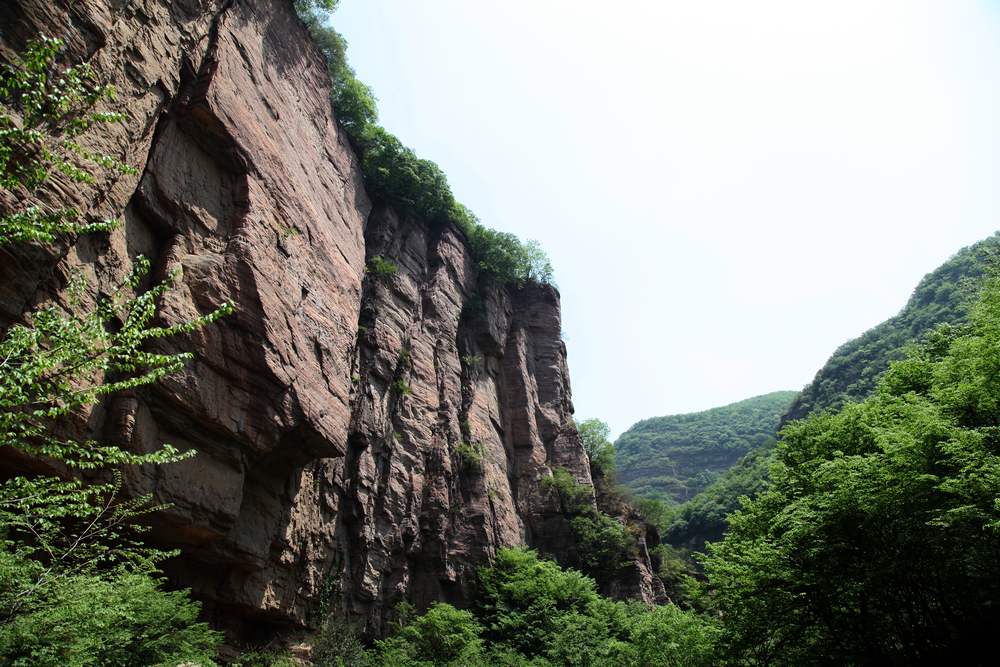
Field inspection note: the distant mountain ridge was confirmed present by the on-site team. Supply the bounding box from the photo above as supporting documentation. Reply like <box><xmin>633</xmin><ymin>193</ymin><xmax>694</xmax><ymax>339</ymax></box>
<box><xmin>615</xmin><ymin>391</ymin><xmax>797</xmax><ymax>503</ymax></box>
<box><xmin>783</xmin><ymin>232</ymin><xmax>1000</xmax><ymax>422</ymax></box>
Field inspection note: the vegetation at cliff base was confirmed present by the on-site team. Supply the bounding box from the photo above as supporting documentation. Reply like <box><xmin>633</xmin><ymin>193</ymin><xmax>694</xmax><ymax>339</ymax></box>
<box><xmin>295</xmin><ymin>1</ymin><xmax>554</xmax><ymax>287</ymax></box>
<box><xmin>315</xmin><ymin>548</ymin><xmax>719</xmax><ymax>667</ymax></box>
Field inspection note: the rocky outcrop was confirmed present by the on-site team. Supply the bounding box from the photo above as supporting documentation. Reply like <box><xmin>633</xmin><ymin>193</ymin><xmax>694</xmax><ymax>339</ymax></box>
<box><xmin>0</xmin><ymin>0</ymin><xmax>662</xmax><ymax>638</ymax></box>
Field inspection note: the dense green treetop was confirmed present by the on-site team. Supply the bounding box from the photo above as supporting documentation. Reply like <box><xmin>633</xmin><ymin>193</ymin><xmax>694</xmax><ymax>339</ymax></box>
<box><xmin>614</xmin><ymin>391</ymin><xmax>796</xmax><ymax>503</ymax></box>
<box><xmin>784</xmin><ymin>232</ymin><xmax>1000</xmax><ymax>422</ymax></box>
<box><xmin>702</xmin><ymin>273</ymin><xmax>1000</xmax><ymax>665</ymax></box>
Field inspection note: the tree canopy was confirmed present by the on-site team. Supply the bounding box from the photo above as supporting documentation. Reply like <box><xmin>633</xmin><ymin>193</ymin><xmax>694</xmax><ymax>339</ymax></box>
<box><xmin>702</xmin><ymin>274</ymin><xmax>1000</xmax><ymax>664</ymax></box>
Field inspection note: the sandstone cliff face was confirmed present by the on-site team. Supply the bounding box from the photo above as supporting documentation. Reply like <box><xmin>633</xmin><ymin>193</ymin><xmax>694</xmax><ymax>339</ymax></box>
<box><xmin>0</xmin><ymin>0</ymin><xmax>663</xmax><ymax>637</ymax></box>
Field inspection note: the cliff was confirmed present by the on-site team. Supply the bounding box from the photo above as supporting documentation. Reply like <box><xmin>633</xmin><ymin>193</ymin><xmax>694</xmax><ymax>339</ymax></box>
<box><xmin>0</xmin><ymin>0</ymin><xmax>663</xmax><ymax>639</ymax></box>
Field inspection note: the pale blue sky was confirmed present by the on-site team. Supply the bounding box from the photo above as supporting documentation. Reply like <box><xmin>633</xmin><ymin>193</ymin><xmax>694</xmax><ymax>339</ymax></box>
<box><xmin>331</xmin><ymin>0</ymin><xmax>1000</xmax><ymax>436</ymax></box>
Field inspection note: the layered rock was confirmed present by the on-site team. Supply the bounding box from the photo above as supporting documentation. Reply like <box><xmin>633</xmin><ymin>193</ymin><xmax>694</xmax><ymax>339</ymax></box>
<box><xmin>0</xmin><ymin>0</ymin><xmax>663</xmax><ymax>638</ymax></box>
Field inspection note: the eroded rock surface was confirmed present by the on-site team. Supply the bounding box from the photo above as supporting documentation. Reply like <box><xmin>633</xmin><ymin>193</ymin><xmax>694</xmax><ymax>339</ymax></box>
<box><xmin>0</xmin><ymin>0</ymin><xmax>663</xmax><ymax>637</ymax></box>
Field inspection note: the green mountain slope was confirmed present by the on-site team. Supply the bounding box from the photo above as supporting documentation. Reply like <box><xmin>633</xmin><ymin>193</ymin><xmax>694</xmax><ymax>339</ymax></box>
<box><xmin>615</xmin><ymin>391</ymin><xmax>797</xmax><ymax>503</ymax></box>
<box><xmin>783</xmin><ymin>232</ymin><xmax>1000</xmax><ymax>422</ymax></box>
<box><xmin>664</xmin><ymin>232</ymin><xmax>1000</xmax><ymax>554</ymax></box>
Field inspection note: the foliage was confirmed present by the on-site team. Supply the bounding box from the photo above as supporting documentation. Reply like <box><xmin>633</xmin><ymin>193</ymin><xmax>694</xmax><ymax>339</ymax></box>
<box><xmin>702</xmin><ymin>275</ymin><xmax>1000</xmax><ymax>665</ymax></box>
<box><xmin>576</xmin><ymin>418</ymin><xmax>615</xmax><ymax>478</ymax></box>
<box><xmin>366</xmin><ymin>254</ymin><xmax>398</xmax><ymax>278</ymax></box>
<box><xmin>655</xmin><ymin>235</ymin><xmax>1000</xmax><ymax>558</ymax></box>
<box><xmin>294</xmin><ymin>5</ymin><xmax>554</xmax><ymax>287</ymax></box>
<box><xmin>569</xmin><ymin>513</ymin><xmax>634</xmax><ymax>585</ymax></box>
<box><xmin>454</xmin><ymin>441</ymin><xmax>485</xmax><ymax>471</ymax></box>
<box><xmin>0</xmin><ymin>37</ymin><xmax>136</xmax><ymax>244</ymax></box>
<box><xmin>231</xmin><ymin>647</ymin><xmax>298</xmax><ymax>667</ymax></box>
<box><xmin>540</xmin><ymin>467</ymin><xmax>592</xmax><ymax>514</ymax></box>
<box><xmin>311</xmin><ymin>617</ymin><xmax>367</xmax><ymax>667</ymax></box>
<box><xmin>784</xmin><ymin>233</ymin><xmax>1000</xmax><ymax>421</ymax></box>
<box><xmin>0</xmin><ymin>35</ymin><xmax>227</xmax><ymax>662</ymax></box>
<box><xmin>0</xmin><ymin>568</ymin><xmax>221</xmax><ymax>667</ymax></box>
<box><xmin>362</xmin><ymin>548</ymin><xmax>720</xmax><ymax>666</ymax></box>
<box><xmin>615</xmin><ymin>390</ymin><xmax>796</xmax><ymax>503</ymax></box>
<box><xmin>649</xmin><ymin>544</ymin><xmax>699</xmax><ymax>605</ymax></box>
<box><xmin>663</xmin><ymin>440</ymin><xmax>776</xmax><ymax>552</ymax></box>
<box><xmin>371</xmin><ymin>602</ymin><xmax>484</xmax><ymax>666</ymax></box>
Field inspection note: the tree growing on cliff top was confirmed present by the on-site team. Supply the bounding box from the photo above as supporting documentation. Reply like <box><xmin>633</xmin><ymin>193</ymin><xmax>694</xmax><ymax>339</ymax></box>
<box><xmin>0</xmin><ymin>36</ymin><xmax>226</xmax><ymax>663</ymax></box>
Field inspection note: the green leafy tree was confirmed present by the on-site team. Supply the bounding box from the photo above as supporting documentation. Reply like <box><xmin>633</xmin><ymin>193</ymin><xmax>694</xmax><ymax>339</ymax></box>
<box><xmin>570</xmin><ymin>513</ymin><xmax>634</xmax><ymax>587</ymax></box>
<box><xmin>0</xmin><ymin>35</ymin><xmax>228</xmax><ymax>661</ymax></box>
<box><xmin>368</xmin><ymin>548</ymin><xmax>720</xmax><ymax>666</ymax></box>
<box><xmin>576</xmin><ymin>418</ymin><xmax>615</xmax><ymax>478</ymax></box>
<box><xmin>0</xmin><ymin>572</ymin><xmax>221</xmax><ymax>667</ymax></box>
<box><xmin>702</xmin><ymin>276</ymin><xmax>1000</xmax><ymax>665</ymax></box>
<box><xmin>0</xmin><ymin>36</ymin><xmax>130</xmax><ymax>242</ymax></box>
<box><xmin>477</xmin><ymin>548</ymin><xmax>601</xmax><ymax>658</ymax></box>
<box><xmin>371</xmin><ymin>602</ymin><xmax>484</xmax><ymax>666</ymax></box>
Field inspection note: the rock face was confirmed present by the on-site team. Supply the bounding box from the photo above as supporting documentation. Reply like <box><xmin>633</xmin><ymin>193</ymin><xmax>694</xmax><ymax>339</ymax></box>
<box><xmin>0</xmin><ymin>0</ymin><xmax>663</xmax><ymax>638</ymax></box>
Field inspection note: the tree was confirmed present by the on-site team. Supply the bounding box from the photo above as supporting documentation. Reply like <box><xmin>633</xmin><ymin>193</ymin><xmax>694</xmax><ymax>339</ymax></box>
<box><xmin>293</xmin><ymin>2</ymin><xmax>555</xmax><ymax>288</ymax></box>
<box><xmin>0</xmin><ymin>36</ymin><xmax>228</xmax><ymax>661</ymax></box>
<box><xmin>702</xmin><ymin>276</ymin><xmax>1000</xmax><ymax>665</ymax></box>
<box><xmin>576</xmin><ymin>418</ymin><xmax>615</xmax><ymax>477</ymax></box>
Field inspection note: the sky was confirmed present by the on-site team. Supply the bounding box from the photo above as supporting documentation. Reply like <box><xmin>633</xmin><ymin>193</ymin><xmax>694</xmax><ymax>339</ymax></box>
<box><xmin>331</xmin><ymin>0</ymin><xmax>1000</xmax><ymax>437</ymax></box>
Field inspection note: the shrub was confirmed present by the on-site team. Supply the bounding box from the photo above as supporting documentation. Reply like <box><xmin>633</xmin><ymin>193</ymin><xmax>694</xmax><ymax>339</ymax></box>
<box><xmin>570</xmin><ymin>513</ymin><xmax>634</xmax><ymax>584</ymax></box>
<box><xmin>0</xmin><ymin>35</ymin><xmax>227</xmax><ymax>664</ymax></box>
<box><xmin>371</xmin><ymin>602</ymin><xmax>483</xmax><ymax>665</ymax></box>
<box><xmin>455</xmin><ymin>441</ymin><xmax>485</xmax><ymax>472</ymax></box>
<box><xmin>231</xmin><ymin>648</ymin><xmax>297</xmax><ymax>667</ymax></box>
<box><xmin>541</xmin><ymin>468</ymin><xmax>592</xmax><ymax>514</ymax></box>
<box><xmin>0</xmin><ymin>570</ymin><xmax>221</xmax><ymax>667</ymax></box>
<box><xmin>311</xmin><ymin>617</ymin><xmax>367</xmax><ymax>667</ymax></box>
<box><xmin>367</xmin><ymin>254</ymin><xmax>398</xmax><ymax>278</ymax></box>
<box><xmin>477</xmin><ymin>548</ymin><xmax>599</xmax><ymax>657</ymax></box>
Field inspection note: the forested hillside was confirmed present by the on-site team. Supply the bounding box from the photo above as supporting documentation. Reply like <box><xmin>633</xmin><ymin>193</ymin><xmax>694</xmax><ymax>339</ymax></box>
<box><xmin>784</xmin><ymin>233</ymin><xmax>1000</xmax><ymax>422</ymax></box>
<box><xmin>615</xmin><ymin>391</ymin><xmax>796</xmax><ymax>503</ymax></box>
<box><xmin>659</xmin><ymin>236</ymin><xmax>1000</xmax><ymax>555</ymax></box>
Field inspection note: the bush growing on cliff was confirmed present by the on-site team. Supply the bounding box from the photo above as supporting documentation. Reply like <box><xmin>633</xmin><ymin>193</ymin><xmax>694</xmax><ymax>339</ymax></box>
<box><xmin>576</xmin><ymin>418</ymin><xmax>616</xmax><ymax>478</ymax></box>
<box><xmin>295</xmin><ymin>4</ymin><xmax>554</xmax><ymax>288</ymax></box>
<box><xmin>569</xmin><ymin>513</ymin><xmax>635</xmax><ymax>586</ymax></box>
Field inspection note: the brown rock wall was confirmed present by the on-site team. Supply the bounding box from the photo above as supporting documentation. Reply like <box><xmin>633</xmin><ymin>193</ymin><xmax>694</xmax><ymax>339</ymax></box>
<box><xmin>0</xmin><ymin>0</ymin><xmax>664</xmax><ymax>638</ymax></box>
